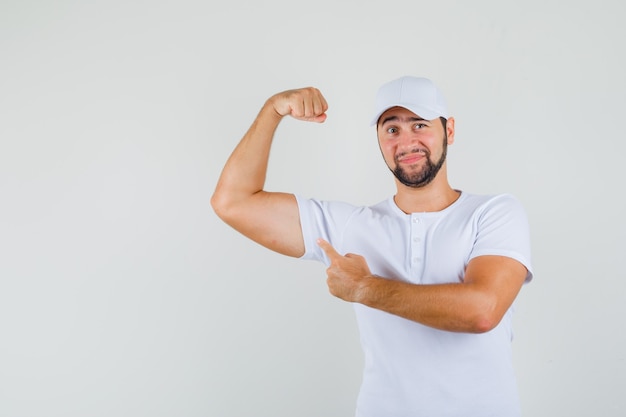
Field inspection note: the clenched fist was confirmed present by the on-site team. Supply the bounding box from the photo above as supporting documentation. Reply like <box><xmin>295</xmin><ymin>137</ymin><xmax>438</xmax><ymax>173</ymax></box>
<box><xmin>268</xmin><ymin>87</ymin><xmax>329</xmax><ymax>123</ymax></box>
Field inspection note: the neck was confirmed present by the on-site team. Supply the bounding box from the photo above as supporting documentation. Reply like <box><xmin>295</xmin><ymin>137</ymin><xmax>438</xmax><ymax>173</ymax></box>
<box><xmin>393</xmin><ymin>179</ymin><xmax>460</xmax><ymax>213</ymax></box>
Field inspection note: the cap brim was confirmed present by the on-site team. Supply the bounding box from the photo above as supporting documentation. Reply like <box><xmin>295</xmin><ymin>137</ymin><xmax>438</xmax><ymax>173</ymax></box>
<box><xmin>370</xmin><ymin>104</ymin><xmax>445</xmax><ymax>126</ymax></box>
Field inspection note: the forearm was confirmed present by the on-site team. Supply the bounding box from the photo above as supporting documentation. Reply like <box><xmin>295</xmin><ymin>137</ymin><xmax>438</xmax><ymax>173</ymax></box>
<box><xmin>318</xmin><ymin>238</ymin><xmax>526</xmax><ymax>333</ymax></box>
<box><xmin>211</xmin><ymin>102</ymin><xmax>282</xmax><ymax>211</ymax></box>
<box><xmin>212</xmin><ymin>86</ymin><xmax>327</xmax><ymax>213</ymax></box>
<box><xmin>357</xmin><ymin>276</ymin><xmax>498</xmax><ymax>333</ymax></box>
<box><xmin>211</xmin><ymin>88</ymin><xmax>328</xmax><ymax>257</ymax></box>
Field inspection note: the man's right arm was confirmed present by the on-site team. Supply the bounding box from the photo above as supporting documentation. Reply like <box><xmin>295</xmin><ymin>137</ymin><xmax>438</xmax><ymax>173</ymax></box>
<box><xmin>210</xmin><ymin>87</ymin><xmax>328</xmax><ymax>258</ymax></box>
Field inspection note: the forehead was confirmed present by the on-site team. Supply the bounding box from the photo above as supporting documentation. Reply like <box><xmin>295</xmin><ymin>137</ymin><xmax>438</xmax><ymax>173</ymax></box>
<box><xmin>379</xmin><ymin>106</ymin><xmax>426</xmax><ymax>125</ymax></box>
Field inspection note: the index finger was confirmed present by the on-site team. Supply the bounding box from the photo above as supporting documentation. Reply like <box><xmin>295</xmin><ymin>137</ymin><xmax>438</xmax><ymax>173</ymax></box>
<box><xmin>316</xmin><ymin>238</ymin><xmax>342</xmax><ymax>260</ymax></box>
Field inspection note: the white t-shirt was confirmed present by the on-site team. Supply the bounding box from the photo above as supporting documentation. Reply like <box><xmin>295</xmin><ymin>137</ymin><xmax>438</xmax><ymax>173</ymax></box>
<box><xmin>296</xmin><ymin>191</ymin><xmax>533</xmax><ymax>417</ymax></box>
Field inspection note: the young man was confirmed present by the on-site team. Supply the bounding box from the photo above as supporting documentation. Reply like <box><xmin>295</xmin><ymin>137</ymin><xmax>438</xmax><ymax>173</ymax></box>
<box><xmin>211</xmin><ymin>76</ymin><xmax>533</xmax><ymax>416</ymax></box>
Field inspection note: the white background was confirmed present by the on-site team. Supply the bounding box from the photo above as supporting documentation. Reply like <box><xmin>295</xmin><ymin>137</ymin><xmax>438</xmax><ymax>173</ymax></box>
<box><xmin>1</xmin><ymin>1</ymin><xmax>625</xmax><ymax>416</ymax></box>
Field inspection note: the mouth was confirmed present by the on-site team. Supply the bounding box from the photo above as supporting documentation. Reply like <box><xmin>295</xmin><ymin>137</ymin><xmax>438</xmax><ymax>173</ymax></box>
<box><xmin>396</xmin><ymin>149</ymin><xmax>427</xmax><ymax>165</ymax></box>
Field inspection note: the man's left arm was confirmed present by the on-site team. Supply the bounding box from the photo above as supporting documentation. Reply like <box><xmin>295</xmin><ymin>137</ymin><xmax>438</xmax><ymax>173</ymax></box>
<box><xmin>317</xmin><ymin>238</ymin><xmax>528</xmax><ymax>334</ymax></box>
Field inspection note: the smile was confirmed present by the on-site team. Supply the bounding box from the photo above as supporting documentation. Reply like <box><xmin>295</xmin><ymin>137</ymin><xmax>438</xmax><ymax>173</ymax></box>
<box><xmin>396</xmin><ymin>149</ymin><xmax>427</xmax><ymax>164</ymax></box>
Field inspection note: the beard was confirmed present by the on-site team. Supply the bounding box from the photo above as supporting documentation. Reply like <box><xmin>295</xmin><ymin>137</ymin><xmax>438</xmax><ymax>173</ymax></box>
<box><xmin>390</xmin><ymin>134</ymin><xmax>448</xmax><ymax>188</ymax></box>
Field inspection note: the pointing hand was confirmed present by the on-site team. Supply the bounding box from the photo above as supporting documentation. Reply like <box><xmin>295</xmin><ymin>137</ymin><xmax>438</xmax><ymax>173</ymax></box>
<box><xmin>316</xmin><ymin>238</ymin><xmax>373</xmax><ymax>302</ymax></box>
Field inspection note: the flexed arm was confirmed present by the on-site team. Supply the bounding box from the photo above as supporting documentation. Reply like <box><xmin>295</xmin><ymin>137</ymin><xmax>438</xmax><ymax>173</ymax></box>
<box><xmin>211</xmin><ymin>88</ymin><xmax>328</xmax><ymax>257</ymax></box>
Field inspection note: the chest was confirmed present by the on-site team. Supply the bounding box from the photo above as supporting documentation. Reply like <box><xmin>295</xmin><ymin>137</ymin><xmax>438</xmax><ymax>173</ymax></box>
<box><xmin>340</xmin><ymin>212</ymin><xmax>478</xmax><ymax>284</ymax></box>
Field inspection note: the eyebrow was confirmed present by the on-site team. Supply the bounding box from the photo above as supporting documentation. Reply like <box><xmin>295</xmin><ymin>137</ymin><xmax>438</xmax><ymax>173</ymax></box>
<box><xmin>380</xmin><ymin>115</ymin><xmax>428</xmax><ymax>126</ymax></box>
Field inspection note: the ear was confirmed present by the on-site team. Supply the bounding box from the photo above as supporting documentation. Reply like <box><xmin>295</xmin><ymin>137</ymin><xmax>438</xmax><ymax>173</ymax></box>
<box><xmin>445</xmin><ymin>117</ymin><xmax>455</xmax><ymax>145</ymax></box>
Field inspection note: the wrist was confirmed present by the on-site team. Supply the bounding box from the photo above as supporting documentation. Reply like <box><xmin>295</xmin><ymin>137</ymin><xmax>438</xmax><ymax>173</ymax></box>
<box><xmin>354</xmin><ymin>274</ymin><xmax>380</xmax><ymax>305</ymax></box>
<box><xmin>264</xmin><ymin>95</ymin><xmax>288</xmax><ymax>120</ymax></box>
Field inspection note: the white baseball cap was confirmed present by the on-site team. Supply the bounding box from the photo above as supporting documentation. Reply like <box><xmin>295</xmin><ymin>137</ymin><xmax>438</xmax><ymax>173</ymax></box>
<box><xmin>370</xmin><ymin>76</ymin><xmax>449</xmax><ymax>126</ymax></box>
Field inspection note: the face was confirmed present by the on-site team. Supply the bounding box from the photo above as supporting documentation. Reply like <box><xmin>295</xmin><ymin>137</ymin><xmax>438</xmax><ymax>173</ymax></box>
<box><xmin>377</xmin><ymin>107</ymin><xmax>454</xmax><ymax>188</ymax></box>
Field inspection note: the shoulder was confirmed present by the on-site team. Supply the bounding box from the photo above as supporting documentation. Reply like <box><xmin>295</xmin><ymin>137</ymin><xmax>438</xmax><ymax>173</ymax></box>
<box><xmin>458</xmin><ymin>192</ymin><xmax>522</xmax><ymax>207</ymax></box>
<box><xmin>446</xmin><ymin>193</ymin><xmax>531</xmax><ymax>238</ymax></box>
<box><xmin>296</xmin><ymin>195</ymin><xmax>392</xmax><ymax>218</ymax></box>
<box><xmin>295</xmin><ymin>195</ymin><xmax>360</xmax><ymax>217</ymax></box>
<box><xmin>455</xmin><ymin>192</ymin><xmax>527</xmax><ymax>217</ymax></box>
<box><xmin>461</xmin><ymin>193</ymin><xmax>533</xmax><ymax>281</ymax></box>
<box><xmin>295</xmin><ymin>196</ymin><xmax>394</xmax><ymax>262</ymax></box>
<box><xmin>459</xmin><ymin>192</ymin><xmax>531</xmax><ymax>244</ymax></box>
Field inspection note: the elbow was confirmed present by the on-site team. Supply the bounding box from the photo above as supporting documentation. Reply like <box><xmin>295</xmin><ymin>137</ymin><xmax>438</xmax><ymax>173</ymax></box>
<box><xmin>210</xmin><ymin>190</ymin><xmax>232</xmax><ymax>222</ymax></box>
<box><xmin>466</xmin><ymin>300</ymin><xmax>503</xmax><ymax>334</ymax></box>
<box><xmin>210</xmin><ymin>191</ymin><xmax>223</xmax><ymax>217</ymax></box>
<box><xmin>211</xmin><ymin>189</ymin><xmax>249</xmax><ymax>230</ymax></box>
<box><xmin>470</xmin><ymin>315</ymin><xmax>499</xmax><ymax>334</ymax></box>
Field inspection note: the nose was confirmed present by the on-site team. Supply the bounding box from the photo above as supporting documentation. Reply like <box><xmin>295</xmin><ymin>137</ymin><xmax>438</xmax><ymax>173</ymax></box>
<box><xmin>397</xmin><ymin>130</ymin><xmax>419</xmax><ymax>152</ymax></box>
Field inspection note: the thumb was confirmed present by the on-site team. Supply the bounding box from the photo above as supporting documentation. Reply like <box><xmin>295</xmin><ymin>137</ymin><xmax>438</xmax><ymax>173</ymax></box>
<box><xmin>311</xmin><ymin>113</ymin><xmax>327</xmax><ymax>123</ymax></box>
<box><xmin>316</xmin><ymin>238</ymin><xmax>341</xmax><ymax>260</ymax></box>
<box><xmin>292</xmin><ymin>110</ymin><xmax>327</xmax><ymax>124</ymax></box>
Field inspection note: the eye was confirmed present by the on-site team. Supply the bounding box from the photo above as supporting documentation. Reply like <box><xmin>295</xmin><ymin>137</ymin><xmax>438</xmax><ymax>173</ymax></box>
<box><xmin>414</xmin><ymin>123</ymin><xmax>427</xmax><ymax>130</ymax></box>
<box><xmin>386</xmin><ymin>127</ymin><xmax>398</xmax><ymax>134</ymax></box>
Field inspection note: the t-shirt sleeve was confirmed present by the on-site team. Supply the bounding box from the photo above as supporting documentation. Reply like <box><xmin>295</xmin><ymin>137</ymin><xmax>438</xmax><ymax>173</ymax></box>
<box><xmin>295</xmin><ymin>195</ymin><xmax>357</xmax><ymax>266</ymax></box>
<box><xmin>470</xmin><ymin>194</ymin><xmax>534</xmax><ymax>282</ymax></box>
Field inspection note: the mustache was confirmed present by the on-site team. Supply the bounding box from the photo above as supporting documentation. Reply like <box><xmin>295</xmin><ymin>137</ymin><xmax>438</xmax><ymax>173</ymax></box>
<box><xmin>395</xmin><ymin>147</ymin><xmax>430</xmax><ymax>162</ymax></box>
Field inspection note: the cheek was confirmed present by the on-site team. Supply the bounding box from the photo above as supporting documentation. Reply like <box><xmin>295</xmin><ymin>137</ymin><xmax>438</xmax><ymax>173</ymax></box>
<box><xmin>378</xmin><ymin>139</ymin><xmax>395</xmax><ymax>151</ymax></box>
<box><xmin>378</xmin><ymin>142</ymin><xmax>395</xmax><ymax>160</ymax></box>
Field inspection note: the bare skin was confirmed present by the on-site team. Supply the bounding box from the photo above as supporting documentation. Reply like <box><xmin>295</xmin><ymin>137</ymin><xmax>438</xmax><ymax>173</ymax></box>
<box><xmin>211</xmin><ymin>88</ymin><xmax>326</xmax><ymax>257</ymax></box>
<box><xmin>211</xmin><ymin>88</ymin><xmax>528</xmax><ymax>334</ymax></box>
